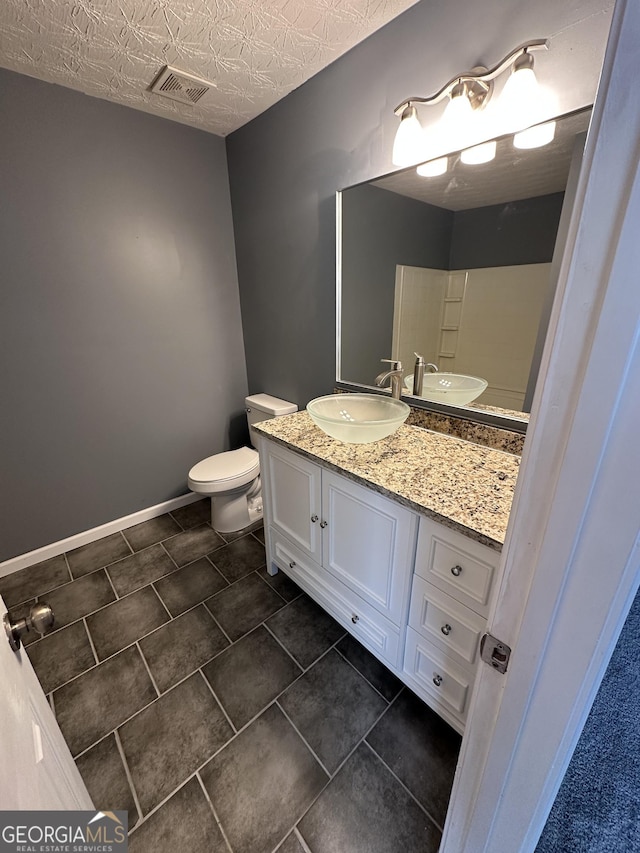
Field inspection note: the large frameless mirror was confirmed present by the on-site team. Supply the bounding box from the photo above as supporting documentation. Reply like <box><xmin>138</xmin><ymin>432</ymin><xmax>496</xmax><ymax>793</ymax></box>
<box><xmin>336</xmin><ymin>107</ymin><xmax>592</xmax><ymax>431</ymax></box>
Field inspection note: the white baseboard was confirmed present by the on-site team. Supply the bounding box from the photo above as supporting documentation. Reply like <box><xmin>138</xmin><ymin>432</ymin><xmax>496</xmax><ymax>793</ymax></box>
<box><xmin>0</xmin><ymin>493</ymin><xmax>204</xmax><ymax>578</ymax></box>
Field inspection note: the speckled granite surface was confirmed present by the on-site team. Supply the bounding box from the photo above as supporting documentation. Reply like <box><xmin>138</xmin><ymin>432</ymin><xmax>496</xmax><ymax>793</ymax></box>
<box><xmin>406</xmin><ymin>409</ymin><xmax>525</xmax><ymax>455</ymax></box>
<box><xmin>256</xmin><ymin>412</ymin><xmax>519</xmax><ymax>550</ymax></box>
<box><xmin>334</xmin><ymin>388</ymin><xmax>526</xmax><ymax>454</ymax></box>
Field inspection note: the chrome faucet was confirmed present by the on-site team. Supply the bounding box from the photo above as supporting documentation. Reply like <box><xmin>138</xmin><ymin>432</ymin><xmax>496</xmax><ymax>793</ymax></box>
<box><xmin>426</xmin><ymin>363</ymin><xmax>439</xmax><ymax>373</ymax></box>
<box><xmin>375</xmin><ymin>359</ymin><xmax>404</xmax><ymax>399</ymax></box>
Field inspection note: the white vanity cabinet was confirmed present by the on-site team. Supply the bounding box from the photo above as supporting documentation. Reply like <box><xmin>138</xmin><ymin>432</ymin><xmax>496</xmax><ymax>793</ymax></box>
<box><xmin>259</xmin><ymin>436</ymin><xmax>502</xmax><ymax>735</ymax></box>
<box><xmin>261</xmin><ymin>440</ymin><xmax>417</xmax><ymax>669</ymax></box>
<box><xmin>403</xmin><ymin>517</ymin><xmax>500</xmax><ymax>731</ymax></box>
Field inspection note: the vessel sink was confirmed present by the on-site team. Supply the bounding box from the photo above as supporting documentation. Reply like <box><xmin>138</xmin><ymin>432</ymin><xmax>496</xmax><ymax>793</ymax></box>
<box><xmin>307</xmin><ymin>393</ymin><xmax>410</xmax><ymax>444</ymax></box>
<box><xmin>405</xmin><ymin>373</ymin><xmax>488</xmax><ymax>405</ymax></box>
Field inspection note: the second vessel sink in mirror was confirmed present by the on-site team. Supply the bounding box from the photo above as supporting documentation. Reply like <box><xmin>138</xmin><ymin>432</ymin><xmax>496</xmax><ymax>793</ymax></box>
<box><xmin>405</xmin><ymin>373</ymin><xmax>488</xmax><ymax>406</ymax></box>
<box><xmin>307</xmin><ymin>393</ymin><xmax>410</xmax><ymax>444</ymax></box>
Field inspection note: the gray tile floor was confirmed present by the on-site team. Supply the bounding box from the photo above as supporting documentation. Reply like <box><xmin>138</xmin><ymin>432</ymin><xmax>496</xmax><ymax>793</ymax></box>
<box><xmin>1</xmin><ymin>499</ymin><xmax>461</xmax><ymax>853</ymax></box>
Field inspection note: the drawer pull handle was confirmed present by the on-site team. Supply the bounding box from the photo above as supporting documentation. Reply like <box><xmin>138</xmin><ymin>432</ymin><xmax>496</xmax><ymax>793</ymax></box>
<box><xmin>311</xmin><ymin>515</ymin><xmax>318</xmax><ymax>523</ymax></box>
<box><xmin>433</xmin><ymin>673</ymin><xmax>443</xmax><ymax>687</ymax></box>
<box><xmin>320</xmin><ymin>520</ymin><xmax>328</xmax><ymax>529</ymax></box>
<box><xmin>441</xmin><ymin>623</ymin><xmax>452</xmax><ymax>636</ymax></box>
<box><xmin>450</xmin><ymin>565</ymin><xmax>463</xmax><ymax>577</ymax></box>
<box><xmin>289</xmin><ymin>561</ymin><xmax>296</xmax><ymax>569</ymax></box>
<box><xmin>351</xmin><ymin>614</ymin><xmax>359</xmax><ymax>624</ymax></box>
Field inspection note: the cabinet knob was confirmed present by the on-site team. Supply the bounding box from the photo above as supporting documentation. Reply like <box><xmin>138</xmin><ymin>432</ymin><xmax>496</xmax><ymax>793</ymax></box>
<box><xmin>441</xmin><ymin>623</ymin><xmax>452</xmax><ymax>636</ymax></box>
<box><xmin>450</xmin><ymin>564</ymin><xmax>463</xmax><ymax>577</ymax></box>
<box><xmin>289</xmin><ymin>561</ymin><xmax>296</xmax><ymax>569</ymax></box>
<box><xmin>320</xmin><ymin>520</ymin><xmax>328</xmax><ymax>529</ymax></box>
<box><xmin>311</xmin><ymin>515</ymin><xmax>318</xmax><ymax>523</ymax></box>
<box><xmin>433</xmin><ymin>673</ymin><xmax>443</xmax><ymax>687</ymax></box>
<box><xmin>351</xmin><ymin>614</ymin><xmax>359</xmax><ymax>624</ymax></box>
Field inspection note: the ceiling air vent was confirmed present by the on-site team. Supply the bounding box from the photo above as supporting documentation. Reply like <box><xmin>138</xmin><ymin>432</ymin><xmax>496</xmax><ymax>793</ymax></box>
<box><xmin>150</xmin><ymin>66</ymin><xmax>213</xmax><ymax>105</ymax></box>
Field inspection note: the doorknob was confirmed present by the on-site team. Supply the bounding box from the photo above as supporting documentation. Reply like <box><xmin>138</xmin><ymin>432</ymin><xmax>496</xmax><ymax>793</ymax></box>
<box><xmin>3</xmin><ymin>603</ymin><xmax>55</xmax><ymax>652</ymax></box>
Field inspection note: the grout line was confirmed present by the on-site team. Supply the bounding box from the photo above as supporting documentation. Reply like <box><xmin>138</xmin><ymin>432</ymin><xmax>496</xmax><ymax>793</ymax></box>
<box><xmin>126</xmin><ymin>772</ymin><xmax>199</xmax><ymax>838</ymax></box>
<box><xmin>253</xmin><ymin>566</ymin><xmax>291</xmax><ymax>606</ymax></box>
<box><xmin>293</xmin><ymin>827</ymin><xmax>313</xmax><ymax>853</ymax></box>
<box><xmin>198</xmin><ymin>669</ymin><xmax>237</xmax><ymax>735</ymax></box>
<box><xmin>82</xmin><ymin>617</ymin><xmax>100</xmax><ymax>666</ymax></box>
<box><xmin>114</xmin><ymin>729</ymin><xmax>144</xmax><ymax>830</ymax></box>
<box><xmin>275</xmin><ymin>700</ymin><xmax>332</xmax><ymax>779</ymax></box>
<box><xmin>103</xmin><ymin>566</ymin><xmax>120</xmax><ymax>600</ymax></box>
<box><xmin>150</xmin><ymin>582</ymin><xmax>174</xmax><ymax>621</ymax></box>
<box><xmin>159</xmin><ymin>539</ymin><xmax>181</xmax><ymax>571</ymax></box>
<box><xmin>48</xmin><ymin>692</ymin><xmax>55</xmax><ymax>717</ymax></box>
<box><xmin>63</xmin><ymin>552</ymin><xmax>74</xmax><ymax>584</ymax></box>
<box><xmin>201</xmin><ymin>603</ymin><xmax>234</xmax><ymax>646</ymax></box>
<box><xmin>361</xmin><ymin>739</ymin><xmax>446</xmax><ymax>834</ymax></box>
<box><xmin>332</xmin><ymin>642</ymin><xmax>402</xmax><ymax>705</ymax></box>
<box><xmin>262</xmin><ymin>622</ymin><xmax>306</xmax><ymax>671</ymax></box>
<box><xmin>202</xmin><ymin>554</ymin><xmax>230</xmax><ymax>587</ymax></box>
<box><xmin>118</xmin><ymin>530</ymin><xmax>134</xmax><ymax>558</ymax></box>
<box><xmin>195</xmin><ymin>771</ymin><xmax>235</xmax><ymax>853</ymax></box>
<box><xmin>136</xmin><ymin>641</ymin><xmax>161</xmax><ymax>697</ymax></box>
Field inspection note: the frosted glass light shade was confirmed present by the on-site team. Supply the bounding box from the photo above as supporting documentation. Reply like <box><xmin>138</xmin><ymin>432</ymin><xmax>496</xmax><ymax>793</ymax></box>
<box><xmin>442</xmin><ymin>88</ymin><xmax>473</xmax><ymax>134</ymax></box>
<box><xmin>461</xmin><ymin>140</ymin><xmax>496</xmax><ymax>165</ymax></box>
<box><xmin>514</xmin><ymin>120</ymin><xmax>556</xmax><ymax>149</ymax></box>
<box><xmin>500</xmin><ymin>65</ymin><xmax>542</xmax><ymax>130</ymax></box>
<box><xmin>417</xmin><ymin>156</ymin><xmax>448</xmax><ymax>177</ymax></box>
<box><xmin>392</xmin><ymin>106</ymin><xmax>424</xmax><ymax>166</ymax></box>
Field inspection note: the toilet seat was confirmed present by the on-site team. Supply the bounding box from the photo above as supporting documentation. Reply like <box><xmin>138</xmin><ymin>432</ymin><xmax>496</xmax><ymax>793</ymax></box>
<box><xmin>188</xmin><ymin>447</ymin><xmax>259</xmax><ymax>495</ymax></box>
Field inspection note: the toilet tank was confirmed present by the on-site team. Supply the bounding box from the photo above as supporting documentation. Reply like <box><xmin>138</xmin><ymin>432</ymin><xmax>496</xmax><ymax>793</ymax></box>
<box><xmin>245</xmin><ymin>394</ymin><xmax>297</xmax><ymax>446</ymax></box>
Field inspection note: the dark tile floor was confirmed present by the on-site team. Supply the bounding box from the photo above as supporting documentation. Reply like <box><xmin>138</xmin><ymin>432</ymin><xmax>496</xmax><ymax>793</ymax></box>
<box><xmin>0</xmin><ymin>498</ymin><xmax>461</xmax><ymax>853</ymax></box>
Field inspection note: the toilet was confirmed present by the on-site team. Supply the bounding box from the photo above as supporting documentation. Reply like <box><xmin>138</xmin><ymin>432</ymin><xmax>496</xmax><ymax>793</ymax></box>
<box><xmin>187</xmin><ymin>394</ymin><xmax>297</xmax><ymax>533</ymax></box>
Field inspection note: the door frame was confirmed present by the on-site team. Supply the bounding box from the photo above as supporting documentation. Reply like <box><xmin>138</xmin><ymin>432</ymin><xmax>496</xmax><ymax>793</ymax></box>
<box><xmin>441</xmin><ymin>0</ymin><xmax>640</xmax><ymax>849</ymax></box>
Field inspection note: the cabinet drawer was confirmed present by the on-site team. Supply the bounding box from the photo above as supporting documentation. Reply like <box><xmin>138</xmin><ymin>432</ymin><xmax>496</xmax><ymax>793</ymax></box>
<box><xmin>409</xmin><ymin>576</ymin><xmax>485</xmax><ymax>667</ymax></box>
<box><xmin>415</xmin><ymin>517</ymin><xmax>499</xmax><ymax>616</ymax></box>
<box><xmin>404</xmin><ymin>626</ymin><xmax>474</xmax><ymax>722</ymax></box>
<box><xmin>271</xmin><ymin>527</ymin><xmax>402</xmax><ymax>670</ymax></box>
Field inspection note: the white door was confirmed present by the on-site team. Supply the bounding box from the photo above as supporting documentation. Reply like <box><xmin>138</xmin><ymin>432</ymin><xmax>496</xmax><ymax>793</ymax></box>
<box><xmin>441</xmin><ymin>1</ymin><xmax>640</xmax><ymax>849</ymax></box>
<box><xmin>0</xmin><ymin>595</ymin><xmax>93</xmax><ymax>809</ymax></box>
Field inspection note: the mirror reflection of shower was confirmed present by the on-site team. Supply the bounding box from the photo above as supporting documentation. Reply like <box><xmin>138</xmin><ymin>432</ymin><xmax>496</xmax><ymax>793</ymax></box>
<box><xmin>392</xmin><ymin>262</ymin><xmax>551</xmax><ymax>412</ymax></box>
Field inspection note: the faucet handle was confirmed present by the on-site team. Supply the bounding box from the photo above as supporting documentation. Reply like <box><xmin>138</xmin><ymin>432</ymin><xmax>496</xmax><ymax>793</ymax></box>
<box><xmin>380</xmin><ymin>358</ymin><xmax>402</xmax><ymax>370</ymax></box>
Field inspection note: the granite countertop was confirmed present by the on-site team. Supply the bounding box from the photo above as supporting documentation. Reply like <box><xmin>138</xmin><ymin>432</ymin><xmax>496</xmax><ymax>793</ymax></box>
<box><xmin>255</xmin><ymin>411</ymin><xmax>519</xmax><ymax>551</ymax></box>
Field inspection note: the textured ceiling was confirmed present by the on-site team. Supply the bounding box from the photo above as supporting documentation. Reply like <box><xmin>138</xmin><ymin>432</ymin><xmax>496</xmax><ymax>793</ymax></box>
<box><xmin>0</xmin><ymin>0</ymin><xmax>419</xmax><ymax>136</ymax></box>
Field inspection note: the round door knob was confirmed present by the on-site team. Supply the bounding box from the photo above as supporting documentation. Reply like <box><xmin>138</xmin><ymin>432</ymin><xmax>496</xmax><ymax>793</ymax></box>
<box><xmin>311</xmin><ymin>515</ymin><xmax>318</xmax><ymax>523</ymax></box>
<box><xmin>351</xmin><ymin>614</ymin><xmax>359</xmax><ymax>624</ymax></box>
<box><xmin>320</xmin><ymin>520</ymin><xmax>328</xmax><ymax>529</ymax></box>
<box><xmin>441</xmin><ymin>623</ymin><xmax>452</xmax><ymax>636</ymax></box>
<box><xmin>433</xmin><ymin>673</ymin><xmax>443</xmax><ymax>687</ymax></box>
<box><xmin>4</xmin><ymin>602</ymin><xmax>55</xmax><ymax>652</ymax></box>
<box><xmin>450</xmin><ymin>565</ymin><xmax>463</xmax><ymax>577</ymax></box>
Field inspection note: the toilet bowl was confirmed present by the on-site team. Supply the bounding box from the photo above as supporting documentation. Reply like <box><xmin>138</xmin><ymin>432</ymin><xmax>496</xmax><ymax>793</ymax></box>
<box><xmin>187</xmin><ymin>394</ymin><xmax>297</xmax><ymax>533</ymax></box>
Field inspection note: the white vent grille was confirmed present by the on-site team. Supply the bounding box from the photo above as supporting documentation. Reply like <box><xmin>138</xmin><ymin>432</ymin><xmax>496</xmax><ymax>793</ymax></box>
<box><xmin>150</xmin><ymin>66</ymin><xmax>213</xmax><ymax>105</ymax></box>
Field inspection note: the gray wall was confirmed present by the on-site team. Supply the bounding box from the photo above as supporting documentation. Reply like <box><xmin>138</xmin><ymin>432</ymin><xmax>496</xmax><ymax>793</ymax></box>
<box><xmin>226</xmin><ymin>0</ymin><xmax>607</xmax><ymax>409</ymax></box>
<box><xmin>0</xmin><ymin>69</ymin><xmax>247</xmax><ymax>561</ymax></box>
<box><xmin>450</xmin><ymin>192</ymin><xmax>565</xmax><ymax>269</ymax></box>
<box><xmin>340</xmin><ymin>184</ymin><xmax>452</xmax><ymax>382</ymax></box>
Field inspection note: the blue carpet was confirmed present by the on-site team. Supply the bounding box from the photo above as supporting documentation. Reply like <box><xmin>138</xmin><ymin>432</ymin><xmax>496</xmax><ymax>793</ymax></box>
<box><xmin>536</xmin><ymin>587</ymin><xmax>640</xmax><ymax>852</ymax></box>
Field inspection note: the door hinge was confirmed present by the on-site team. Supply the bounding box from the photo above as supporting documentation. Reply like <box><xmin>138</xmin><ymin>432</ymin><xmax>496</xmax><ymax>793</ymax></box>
<box><xmin>480</xmin><ymin>633</ymin><xmax>512</xmax><ymax>674</ymax></box>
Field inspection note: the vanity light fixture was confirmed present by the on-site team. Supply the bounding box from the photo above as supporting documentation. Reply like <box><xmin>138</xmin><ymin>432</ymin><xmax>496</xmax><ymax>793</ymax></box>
<box><xmin>417</xmin><ymin>156</ymin><xmax>448</xmax><ymax>177</ymax></box>
<box><xmin>392</xmin><ymin>39</ymin><xmax>549</xmax><ymax>167</ymax></box>
<box><xmin>461</xmin><ymin>140</ymin><xmax>497</xmax><ymax>165</ymax></box>
<box><xmin>514</xmin><ymin>120</ymin><xmax>556</xmax><ymax>149</ymax></box>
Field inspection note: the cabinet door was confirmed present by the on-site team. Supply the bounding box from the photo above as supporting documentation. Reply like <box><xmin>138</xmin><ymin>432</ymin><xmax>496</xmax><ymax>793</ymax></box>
<box><xmin>321</xmin><ymin>470</ymin><xmax>417</xmax><ymax>625</ymax></box>
<box><xmin>263</xmin><ymin>443</ymin><xmax>322</xmax><ymax>561</ymax></box>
